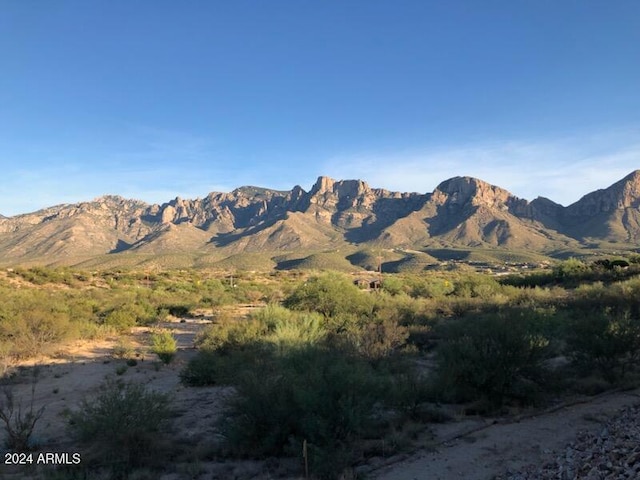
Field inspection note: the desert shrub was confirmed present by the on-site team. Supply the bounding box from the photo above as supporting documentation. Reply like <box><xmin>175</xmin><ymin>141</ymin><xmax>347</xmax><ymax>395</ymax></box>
<box><xmin>342</xmin><ymin>316</ymin><xmax>409</xmax><ymax>360</ymax></box>
<box><xmin>4</xmin><ymin>306</ymin><xmax>74</xmax><ymax>359</ymax></box>
<box><xmin>183</xmin><ymin>305</ymin><xmax>423</xmax><ymax>476</ymax></box>
<box><xmin>434</xmin><ymin>312</ymin><xmax>552</xmax><ymax>406</ymax></box>
<box><xmin>381</xmin><ymin>276</ymin><xmax>404</xmax><ymax>295</ymax></box>
<box><xmin>452</xmin><ymin>274</ymin><xmax>502</xmax><ymax>299</ymax></box>
<box><xmin>12</xmin><ymin>266</ymin><xmax>77</xmax><ymax>286</ymax></box>
<box><xmin>102</xmin><ymin>307</ymin><xmax>137</xmax><ymax>333</ymax></box>
<box><xmin>180</xmin><ymin>350</ymin><xmax>224</xmax><ymax>386</ymax></box>
<box><xmin>69</xmin><ymin>380</ymin><xmax>171</xmax><ymax>472</ymax></box>
<box><xmin>155</xmin><ymin>307</ymin><xmax>170</xmax><ymax>322</ymax></box>
<box><xmin>164</xmin><ymin>304</ymin><xmax>191</xmax><ymax>317</ymax></box>
<box><xmin>221</xmin><ymin>347</ymin><xmax>391</xmax><ymax>479</ymax></box>
<box><xmin>284</xmin><ymin>272</ymin><xmax>373</xmax><ymax>318</ymax></box>
<box><xmin>554</xmin><ymin>258</ymin><xmax>589</xmax><ymax>278</ymax></box>
<box><xmin>564</xmin><ymin>309</ymin><xmax>640</xmax><ymax>382</ymax></box>
<box><xmin>405</xmin><ymin>276</ymin><xmax>454</xmax><ymax>299</ymax></box>
<box><xmin>507</xmin><ymin>285</ymin><xmax>566</xmax><ymax>308</ymax></box>
<box><xmin>184</xmin><ymin>306</ymin><xmax>326</xmax><ymax>385</ymax></box>
<box><xmin>0</xmin><ymin>369</ymin><xmax>45</xmax><ymax>451</ymax></box>
<box><xmin>384</xmin><ymin>368</ymin><xmax>436</xmax><ymax>420</ymax></box>
<box><xmin>112</xmin><ymin>339</ymin><xmax>135</xmax><ymax>360</ymax></box>
<box><xmin>500</xmin><ymin>270</ymin><xmax>557</xmax><ymax>288</ymax></box>
<box><xmin>150</xmin><ymin>330</ymin><xmax>178</xmax><ymax>365</ymax></box>
<box><xmin>180</xmin><ymin>346</ymin><xmax>276</xmax><ymax>386</ymax></box>
<box><xmin>195</xmin><ymin>318</ymin><xmax>265</xmax><ymax>353</ymax></box>
<box><xmin>253</xmin><ymin>304</ymin><xmax>326</xmax><ymax>350</ymax></box>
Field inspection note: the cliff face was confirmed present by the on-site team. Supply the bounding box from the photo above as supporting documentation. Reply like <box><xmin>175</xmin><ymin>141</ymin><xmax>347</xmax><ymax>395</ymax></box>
<box><xmin>566</xmin><ymin>170</ymin><xmax>640</xmax><ymax>216</ymax></box>
<box><xmin>1</xmin><ymin>171</ymin><xmax>639</xmax><ymax>264</ymax></box>
<box><xmin>555</xmin><ymin>170</ymin><xmax>640</xmax><ymax>242</ymax></box>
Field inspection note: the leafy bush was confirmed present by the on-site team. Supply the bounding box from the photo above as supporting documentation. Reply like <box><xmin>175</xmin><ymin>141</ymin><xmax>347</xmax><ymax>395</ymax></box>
<box><xmin>102</xmin><ymin>307</ymin><xmax>137</xmax><ymax>333</ymax></box>
<box><xmin>69</xmin><ymin>380</ymin><xmax>171</xmax><ymax>471</ymax></box>
<box><xmin>194</xmin><ymin>318</ymin><xmax>265</xmax><ymax>353</ymax></box>
<box><xmin>404</xmin><ymin>275</ymin><xmax>454</xmax><ymax>299</ymax></box>
<box><xmin>180</xmin><ymin>350</ymin><xmax>225</xmax><ymax>386</ymax></box>
<box><xmin>150</xmin><ymin>330</ymin><xmax>178</xmax><ymax>365</ymax></box>
<box><xmin>253</xmin><ymin>304</ymin><xmax>326</xmax><ymax>351</ymax></box>
<box><xmin>221</xmin><ymin>347</ymin><xmax>391</xmax><ymax>479</ymax></box>
<box><xmin>565</xmin><ymin>309</ymin><xmax>640</xmax><ymax>382</ymax></box>
<box><xmin>284</xmin><ymin>272</ymin><xmax>372</xmax><ymax>318</ymax></box>
<box><xmin>381</xmin><ymin>276</ymin><xmax>404</xmax><ymax>295</ymax></box>
<box><xmin>452</xmin><ymin>274</ymin><xmax>502</xmax><ymax>299</ymax></box>
<box><xmin>435</xmin><ymin>312</ymin><xmax>552</xmax><ymax>406</ymax></box>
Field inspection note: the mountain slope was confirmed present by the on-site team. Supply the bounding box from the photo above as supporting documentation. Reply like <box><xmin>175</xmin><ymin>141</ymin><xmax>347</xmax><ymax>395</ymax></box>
<box><xmin>560</xmin><ymin>170</ymin><xmax>640</xmax><ymax>243</ymax></box>
<box><xmin>1</xmin><ymin>171</ymin><xmax>639</xmax><ymax>267</ymax></box>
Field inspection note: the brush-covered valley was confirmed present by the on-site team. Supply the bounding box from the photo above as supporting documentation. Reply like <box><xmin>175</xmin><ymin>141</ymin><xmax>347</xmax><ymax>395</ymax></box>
<box><xmin>3</xmin><ymin>257</ymin><xmax>640</xmax><ymax>479</ymax></box>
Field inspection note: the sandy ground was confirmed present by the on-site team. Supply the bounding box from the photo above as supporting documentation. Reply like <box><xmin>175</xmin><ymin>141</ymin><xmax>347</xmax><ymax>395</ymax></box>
<box><xmin>371</xmin><ymin>389</ymin><xmax>640</xmax><ymax>480</ymax></box>
<box><xmin>2</xmin><ymin>318</ymin><xmax>640</xmax><ymax>480</ymax></box>
<box><xmin>0</xmin><ymin>318</ymin><xmax>233</xmax><ymax>479</ymax></box>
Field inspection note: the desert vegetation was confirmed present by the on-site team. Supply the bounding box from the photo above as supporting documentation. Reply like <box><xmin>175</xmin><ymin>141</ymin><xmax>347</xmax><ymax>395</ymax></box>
<box><xmin>1</xmin><ymin>257</ymin><xmax>640</xmax><ymax>478</ymax></box>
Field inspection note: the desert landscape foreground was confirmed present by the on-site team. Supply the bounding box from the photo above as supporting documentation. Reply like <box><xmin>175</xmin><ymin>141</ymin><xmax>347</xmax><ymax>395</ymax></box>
<box><xmin>2</xmin><ymin>313</ymin><xmax>640</xmax><ymax>480</ymax></box>
<box><xmin>1</xmin><ymin>249</ymin><xmax>640</xmax><ymax>479</ymax></box>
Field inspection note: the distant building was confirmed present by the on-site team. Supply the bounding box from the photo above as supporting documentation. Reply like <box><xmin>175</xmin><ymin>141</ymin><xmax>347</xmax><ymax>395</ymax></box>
<box><xmin>354</xmin><ymin>277</ymin><xmax>381</xmax><ymax>290</ymax></box>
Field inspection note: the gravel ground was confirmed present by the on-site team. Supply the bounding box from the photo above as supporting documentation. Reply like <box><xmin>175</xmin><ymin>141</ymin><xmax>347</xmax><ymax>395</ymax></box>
<box><xmin>501</xmin><ymin>403</ymin><xmax>640</xmax><ymax>480</ymax></box>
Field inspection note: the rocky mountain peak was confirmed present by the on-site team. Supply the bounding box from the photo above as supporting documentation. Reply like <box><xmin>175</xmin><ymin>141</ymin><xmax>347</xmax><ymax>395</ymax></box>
<box><xmin>433</xmin><ymin>176</ymin><xmax>515</xmax><ymax>208</ymax></box>
<box><xmin>567</xmin><ymin>169</ymin><xmax>640</xmax><ymax>215</ymax></box>
<box><xmin>617</xmin><ymin>170</ymin><xmax>640</xmax><ymax>206</ymax></box>
<box><xmin>310</xmin><ymin>176</ymin><xmax>371</xmax><ymax>197</ymax></box>
<box><xmin>310</xmin><ymin>176</ymin><xmax>337</xmax><ymax>195</ymax></box>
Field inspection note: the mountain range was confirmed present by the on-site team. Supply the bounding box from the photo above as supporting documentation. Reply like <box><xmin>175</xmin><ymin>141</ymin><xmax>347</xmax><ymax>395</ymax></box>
<box><xmin>1</xmin><ymin>170</ymin><xmax>640</xmax><ymax>269</ymax></box>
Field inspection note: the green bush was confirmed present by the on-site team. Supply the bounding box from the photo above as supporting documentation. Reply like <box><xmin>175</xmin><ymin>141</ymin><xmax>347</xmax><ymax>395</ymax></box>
<box><xmin>102</xmin><ymin>307</ymin><xmax>136</xmax><ymax>333</ymax></box>
<box><xmin>284</xmin><ymin>272</ymin><xmax>372</xmax><ymax>318</ymax></box>
<box><xmin>180</xmin><ymin>350</ymin><xmax>224</xmax><ymax>386</ymax></box>
<box><xmin>452</xmin><ymin>274</ymin><xmax>502</xmax><ymax>299</ymax></box>
<box><xmin>435</xmin><ymin>312</ymin><xmax>552</xmax><ymax>406</ymax></box>
<box><xmin>565</xmin><ymin>309</ymin><xmax>640</xmax><ymax>382</ymax></box>
<box><xmin>194</xmin><ymin>318</ymin><xmax>265</xmax><ymax>353</ymax></box>
<box><xmin>69</xmin><ymin>380</ymin><xmax>171</xmax><ymax>471</ymax></box>
<box><xmin>184</xmin><ymin>306</ymin><xmax>326</xmax><ymax>385</ymax></box>
<box><xmin>221</xmin><ymin>347</ymin><xmax>390</xmax><ymax>479</ymax></box>
<box><xmin>381</xmin><ymin>276</ymin><xmax>404</xmax><ymax>295</ymax></box>
<box><xmin>150</xmin><ymin>330</ymin><xmax>178</xmax><ymax>365</ymax></box>
<box><xmin>406</xmin><ymin>276</ymin><xmax>454</xmax><ymax>299</ymax></box>
<box><xmin>253</xmin><ymin>304</ymin><xmax>326</xmax><ymax>351</ymax></box>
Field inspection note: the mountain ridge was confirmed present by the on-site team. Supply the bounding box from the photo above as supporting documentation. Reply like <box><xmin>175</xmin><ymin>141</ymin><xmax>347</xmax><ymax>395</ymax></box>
<box><xmin>1</xmin><ymin>171</ymin><xmax>639</xmax><ymax>267</ymax></box>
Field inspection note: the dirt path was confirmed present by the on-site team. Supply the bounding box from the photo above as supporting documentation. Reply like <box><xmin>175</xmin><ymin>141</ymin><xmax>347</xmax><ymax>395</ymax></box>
<box><xmin>371</xmin><ymin>389</ymin><xmax>640</xmax><ymax>480</ymax></box>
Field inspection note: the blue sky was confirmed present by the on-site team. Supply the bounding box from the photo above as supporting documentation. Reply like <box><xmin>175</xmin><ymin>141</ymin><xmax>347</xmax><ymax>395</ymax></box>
<box><xmin>1</xmin><ymin>1</ymin><xmax>639</xmax><ymax>216</ymax></box>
